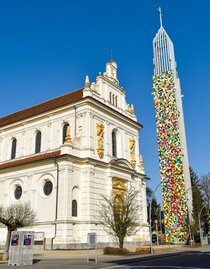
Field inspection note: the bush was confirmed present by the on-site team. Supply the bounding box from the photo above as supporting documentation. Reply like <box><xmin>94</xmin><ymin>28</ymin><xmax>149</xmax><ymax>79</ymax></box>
<box><xmin>103</xmin><ymin>247</ymin><xmax>130</xmax><ymax>255</ymax></box>
<box><xmin>135</xmin><ymin>247</ymin><xmax>151</xmax><ymax>254</ymax></box>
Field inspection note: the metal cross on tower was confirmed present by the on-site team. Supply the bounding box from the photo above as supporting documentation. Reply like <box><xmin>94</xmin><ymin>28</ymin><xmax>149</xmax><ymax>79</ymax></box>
<box><xmin>157</xmin><ymin>7</ymin><xmax>163</xmax><ymax>28</ymax></box>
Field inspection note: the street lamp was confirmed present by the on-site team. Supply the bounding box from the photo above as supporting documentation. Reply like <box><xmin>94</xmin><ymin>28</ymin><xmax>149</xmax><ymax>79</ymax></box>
<box><xmin>185</xmin><ymin>187</ymin><xmax>193</xmax><ymax>246</ymax></box>
<box><xmin>155</xmin><ymin>219</ymin><xmax>159</xmax><ymax>246</ymax></box>
<box><xmin>198</xmin><ymin>204</ymin><xmax>206</xmax><ymax>247</ymax></box>
<box><xmin>149</xmin><ymin>182</ymin><xmax>161</xmax><ymax>254</ymax></box>
<box><xmin>185</xmin><ymin>187</ymin><xmax>193</xmax><ymax>218</ymax></box>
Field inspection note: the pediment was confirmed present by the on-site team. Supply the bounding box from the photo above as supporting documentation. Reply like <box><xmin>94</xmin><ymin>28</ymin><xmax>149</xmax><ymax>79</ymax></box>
<box><xmin>112</xmin><ymin>180</ymin><xmax>126</xmax><ymax>191</ymax></box>
<box><xmin>110</xmin><ymin>158</ymin><xmax>133</xmax><ymax>170</ymax></box>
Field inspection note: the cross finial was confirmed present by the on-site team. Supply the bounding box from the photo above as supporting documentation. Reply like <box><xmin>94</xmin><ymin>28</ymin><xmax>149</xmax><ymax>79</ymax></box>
<box><xmin>157</xmin><ymin>7</ymin><xmax>163</xmax><ymax>28</ymax></box>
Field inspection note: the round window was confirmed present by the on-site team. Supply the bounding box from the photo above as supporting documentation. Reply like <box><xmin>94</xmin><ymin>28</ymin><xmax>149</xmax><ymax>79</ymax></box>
<box><xmin>14</xmin><ymin>186</ymin><xmax>22</xmax><ymax>200</ymax></box>
<box><xmin>43</xmin><ymin>181</ymin><xmax>53</xmax><ymax>196</ymax></box>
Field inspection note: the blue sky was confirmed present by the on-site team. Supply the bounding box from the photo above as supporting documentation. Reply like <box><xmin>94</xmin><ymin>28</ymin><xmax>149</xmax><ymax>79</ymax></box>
<box><xmin>0</xmin><ymin>0</ymin><xmax>209</xmax><ymax>202</ymax></box>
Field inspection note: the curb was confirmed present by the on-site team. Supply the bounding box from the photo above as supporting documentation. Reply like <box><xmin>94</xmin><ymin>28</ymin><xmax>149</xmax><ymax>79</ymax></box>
<box><xmin>102</xmin><ymin>250</ymin><xmax>194</xmax><ymax>267</ymax></box>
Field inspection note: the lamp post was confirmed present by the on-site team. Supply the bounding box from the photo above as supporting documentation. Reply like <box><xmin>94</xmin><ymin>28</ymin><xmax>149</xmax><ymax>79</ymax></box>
<box><xmin>155</xmin><ymin>219</ymin><xmax>159</xmax><ymax>246</ymax></box>
<box><xmin>198</xmin><ymin>204</ymin><xmax>206</xmax><ymax>247</ymax></box>
<box><xmin>185</xmin><ymin>187</ymin><xmax>193</xmax><ymax>246</ymax></box>
<box><xmin>149</xmin><ymin>182</ymin><xmax>161</xmax><ymax>254</ymax></box>
<box><xmin>187</xmin><ymin>214</ymin><xmax>193</xmax><ymax>247</ymax></box>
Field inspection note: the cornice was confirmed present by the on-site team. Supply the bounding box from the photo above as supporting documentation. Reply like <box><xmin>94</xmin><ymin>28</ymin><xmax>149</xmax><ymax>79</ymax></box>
<box><xmin>0</xmin><ymin>150</ymin><xmax>61</xmax><ymax>170</ymax></box>
<box><xmin>0</xmin><ymin>151</ymin><xmax>149</xmax><ymax>183</ymax></box>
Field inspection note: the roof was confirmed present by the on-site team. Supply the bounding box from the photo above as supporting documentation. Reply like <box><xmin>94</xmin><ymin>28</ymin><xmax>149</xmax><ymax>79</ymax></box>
<box><xmin>0</xmin><ymin>88</ymin><xmax>84</xmax><ymax>128</ymax></box>
<box><xmin>0</xmin><ymin>150</ymin><xmax>61</xmax><ymax>169</ymax></box>
<box><xmin>0</xmin><ymin>86</ymin><xmax>142</xmax><ymax>130</ymax></box>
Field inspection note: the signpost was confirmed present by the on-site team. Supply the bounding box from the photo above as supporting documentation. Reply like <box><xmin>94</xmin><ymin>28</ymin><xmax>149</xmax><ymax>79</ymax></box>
<box><xmin>86</xmin><ymin>233</ymin><xmax>97</xmax><ymax>264</ymax></box>
<box><xmin>8</xmin><ymin>231</ymin><xmax>35</xmax><ymax>266</ymax></box>
<box><xmin>34</xmin><ymin>232</ymin><xmax>45</xmax><ymax>249</ymax></box>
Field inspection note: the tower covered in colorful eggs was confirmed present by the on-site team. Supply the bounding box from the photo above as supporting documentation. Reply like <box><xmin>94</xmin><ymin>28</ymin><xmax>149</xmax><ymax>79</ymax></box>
<box><xmin>152</xmin><ymin>10</ymin><xmax>192</xmax><ymax>243</ymax></box>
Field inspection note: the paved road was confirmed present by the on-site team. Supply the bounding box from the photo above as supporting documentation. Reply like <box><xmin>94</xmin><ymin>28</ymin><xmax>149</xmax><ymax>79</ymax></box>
<box><xmin>0</xmin><ymin>248</ymin><xmax>209</xmax><ymax>269</ymax></box>
<box><xmin>106</xmin><ymin>251</ymin><xmax>210</xmax><ymax>269</ymax></box>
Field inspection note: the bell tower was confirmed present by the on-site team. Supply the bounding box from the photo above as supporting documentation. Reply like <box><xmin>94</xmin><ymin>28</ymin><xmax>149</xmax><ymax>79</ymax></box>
<box><xmin>104</xmin><ymin>60</ymin><xmax>118</xmax><ymax>83</ymax></box>
<box><xmin>152</xmin><ymin>8</ymin><xmax>192</xmax><ymax>243</ymax></box>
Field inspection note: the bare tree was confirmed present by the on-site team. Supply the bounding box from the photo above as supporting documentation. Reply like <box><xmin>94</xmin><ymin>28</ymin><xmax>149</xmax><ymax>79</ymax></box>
<box><xmin>0</xmin><ymin>203</ymin><xmax>36</xmax><ymax>260</ymax></box>
<box><xmin>97</xmin><ymin>188</ymin><xmax>142</xmax><ymax>248</ymax></box>
<box><xmin>146</xmin><ymin>186</ymin><xmax>161</xmax><ymax>231</ymax></box>
<box><xmin>146</xmin><ymin>187</ymin><xmax>153</xmax><ymax>206</ymax></box>
<box><xmin>200</xmin><ymin>172</ymin><xmax>210</xmax><ymax>236</ymax></box>
<box><xmin>200</xmin><ymin>172</ymin><xmax>210</xmax><ymax>208</ymax></box>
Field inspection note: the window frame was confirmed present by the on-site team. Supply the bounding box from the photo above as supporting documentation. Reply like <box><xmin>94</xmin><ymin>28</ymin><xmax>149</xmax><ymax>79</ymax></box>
<box><xmin>14</xmin><ymin>185</ymin><xmax>22</xmax><ymax>200</ymax></box>
<box><xmin>72</xmin><ymin>199</ymin><xmax>78</xmax><ymax>217</ymax></box>
<box><xmin>11</xmin><ymin>138</ymin><xmax>17</xmax><ymax>159</ymax></box>
<box><xmin>63</xmin><ymin>123</ymin><xmax>70</xmax><ymax>144</ymax></box>
<box><xmin>43</xmin><ymin>180</ymin><xmax>53</xmax><ymax>196</ymax></box>
<box><xmin>112</xmin><ymin>130</ymin><xmax>117</xmax><ymax>157</ymax></box>
<box><xmin>35</xmin><ymin>131</ymin><xmax>42</xmax><ymax>153</ymax></box>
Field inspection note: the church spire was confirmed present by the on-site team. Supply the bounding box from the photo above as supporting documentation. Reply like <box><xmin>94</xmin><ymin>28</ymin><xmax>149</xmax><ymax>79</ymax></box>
<box><xmin>153</xmin><ymin>9</ymin><xmax>176</xmax><ymax>75</ymax></box>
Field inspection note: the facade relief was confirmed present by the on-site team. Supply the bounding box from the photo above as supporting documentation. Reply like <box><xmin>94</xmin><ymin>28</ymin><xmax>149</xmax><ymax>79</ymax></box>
<box><xmin>96</xmin><ymin>122</ymin><xmax>104</xmax><ymax>158</ymax></box>
<box><xmin>47</xmin><ymin>121</ymin><xmax>52</xmax><ymax>128</ymax></box>
<box><xmin>129</xmin><ymin>137</ymin><xmax>136</xmax><ymax>168</ymax></box>
<box><xmin>65</xmin><ymin>125</ymin><xmax>71</xmax><ymax>143</ymax></box>
<box><xmin>139</xmin><ymin>154</ymin><xmax>145</xmax><ymax>172</ymax></box>
<box><xmin>112</xmin><ymin>177</ymin><xmax>127</xmax><ymax>208</ymax></box>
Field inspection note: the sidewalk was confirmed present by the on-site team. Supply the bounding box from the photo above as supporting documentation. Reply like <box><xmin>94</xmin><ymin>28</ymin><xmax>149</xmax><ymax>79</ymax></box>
<box><xmin>1</xmin><ymin>245</ymin><xmax>210</xmax><ymax>269</ymax></box>
<box><xmin>32</xmin><ymin>244</ymin><xmax>210</xmax><ymax>268</ymax></box>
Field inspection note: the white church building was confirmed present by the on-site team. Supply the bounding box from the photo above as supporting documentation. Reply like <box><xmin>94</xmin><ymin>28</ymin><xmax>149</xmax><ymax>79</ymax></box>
<box><xmin>0</xmin><ymin>61</ymin><xmax>149</xmax><ymax>249</ymax></box>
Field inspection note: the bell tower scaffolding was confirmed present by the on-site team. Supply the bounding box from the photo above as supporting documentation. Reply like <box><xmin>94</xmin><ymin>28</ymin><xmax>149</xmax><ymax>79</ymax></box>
<box><xmin>152</xmin><ymin>8</ymin><xmax>192</xmax><ymax>242</ymax></box>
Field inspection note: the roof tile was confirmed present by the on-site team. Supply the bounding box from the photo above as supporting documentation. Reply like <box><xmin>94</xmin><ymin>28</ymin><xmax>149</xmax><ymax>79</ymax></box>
<box><xmin>0</xmin><ymin>88</ymin><xmax>84</xmax><ymax>128</ymax></box>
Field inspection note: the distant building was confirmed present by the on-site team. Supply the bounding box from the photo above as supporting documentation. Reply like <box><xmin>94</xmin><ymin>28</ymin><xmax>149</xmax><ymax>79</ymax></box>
<box><xmin>152</xmin><ymin>9</ymin><xmax>192</xmax><ymax>243</ymax></box>
<box><xmin>0</xmin><ymin>61</ymin><xmax>149</xmax><ymax>248</ymax></box>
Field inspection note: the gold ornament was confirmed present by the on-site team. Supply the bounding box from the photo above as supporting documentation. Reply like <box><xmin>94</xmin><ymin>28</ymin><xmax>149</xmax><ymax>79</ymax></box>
<box><xmin>96</xmin><ymin>122</ymin><xmax>104</xmax><ymax>158</ymax></box>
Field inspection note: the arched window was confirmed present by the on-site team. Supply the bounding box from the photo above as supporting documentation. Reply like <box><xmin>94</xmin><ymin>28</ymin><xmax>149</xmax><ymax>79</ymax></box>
<box><xmin>63</xmin><ymin>123</ymin><xmax>69</xmax><ymax>144</ymax></box>
<box><xmin>112</xmin><ymin>131</ymin><xmax>117</xmax><ymax>157</ymax></box>
<box><xmin>109</xmin><ymin>92</ymin><xmax>112</xmax><ymax>103</ymax></box>
<box><xmin>35</xmin><ymin>131</ymin><xmax>41</xmax><ymax>153</ymax></box>
<box><xmin>72</xmin><ymin>199</ymin><xmax>77</xmax><ymax>217</ymax></box>
<box><xmin>115</xmin><ymin>96</ymin><xmax>118</xmax><ymax>106</ymax></box>
<box><xmin>11</xmin><ymin>138</ymin><xmax>17</xmax><ymax>159</ymax></box>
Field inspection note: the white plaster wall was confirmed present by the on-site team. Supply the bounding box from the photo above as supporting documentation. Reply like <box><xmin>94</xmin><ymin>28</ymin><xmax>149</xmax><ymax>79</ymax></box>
<box><xmin>0</xmin><ymin>152</ymin><xmax>149</xmax><ymax>246</ymax></box>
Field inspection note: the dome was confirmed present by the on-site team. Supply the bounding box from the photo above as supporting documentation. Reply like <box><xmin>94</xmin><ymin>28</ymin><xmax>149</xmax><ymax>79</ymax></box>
<box><xmin>107</xmin><ymin>60</ymin><xmax>117</xmax><ymax>68</ymax></box>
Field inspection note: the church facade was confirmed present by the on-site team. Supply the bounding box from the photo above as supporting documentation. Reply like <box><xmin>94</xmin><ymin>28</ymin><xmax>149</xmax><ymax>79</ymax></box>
<box><xmin>0</xmin><ymin>61</ymin><xmax>149</xmax><ymax>248</ymax></box>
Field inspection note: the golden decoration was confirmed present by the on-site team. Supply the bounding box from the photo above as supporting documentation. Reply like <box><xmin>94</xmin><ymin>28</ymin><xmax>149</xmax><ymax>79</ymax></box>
<box><xmin>112</xmin><ymin>177</ymin><xmax>127</xmax><ymax>210</ymax></box>
<box><xmin>139</xmin><ymin>154</ymin><xmax>145</xmax><ymax>171</ymax></box>
<box><xmin>129</xmin><ymin>138</ymin><xmax>136</xmax><ymax>168</ymax></box>
<box><xmin>65</xmin><ymin>125</ymin><xmax>71</xmax><ymax>143</ymax></box>
<box><xmin>96</xmin><ymin>122</ymin><xmax>104</xmax><ymax>158</ymax></box>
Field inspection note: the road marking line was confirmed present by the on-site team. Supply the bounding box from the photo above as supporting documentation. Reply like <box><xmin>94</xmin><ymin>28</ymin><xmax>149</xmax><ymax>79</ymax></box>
<box><xmin>185</xmin><ymin>252</ymin><xmax>210</xmax><ymax>256</ymax></box>
<box><xmin>106</xmin><ymin>265</ymin><xmax>206</xmax><ymax>269</ymax></box>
